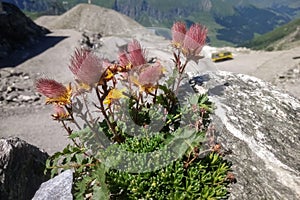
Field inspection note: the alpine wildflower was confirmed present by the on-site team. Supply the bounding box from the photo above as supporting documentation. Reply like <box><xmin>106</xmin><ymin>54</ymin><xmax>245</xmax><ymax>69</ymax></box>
<box><xmin>35</xmin><ymin>78</ymin><xmax>72</xmax><ymax>105</ymax></box>
<box><xmin>130</xmin><ymin>62</ymin><xmax>164</xmax><ymax>93</ymax></box>
<box><xmin>171</xmin><ymin>21</ymin><xmax>187</xmax><ymax>48</ymax></box>
<box><xmin>127</xmin><ymin>39</ymin><xmax>147</xmax><ymax>67</ymax></box>
<box><xmin>103</xmin><ymin>88</ymin><xmax>126</xmax><ymax>105</ymax></box>
<box><xmin>182</xmin><ymin>23</ymin><xmax>207</xmax><ymax>61</ymax></box>
<box><xmin>51</xmin><ymin>104</ymin><xmax>69</xmax><ymax>120</ymax></box>
<box><xmin>69</xmin><ymin>48</ymin><xmax>106</xmax><ymax>89</ymax></box>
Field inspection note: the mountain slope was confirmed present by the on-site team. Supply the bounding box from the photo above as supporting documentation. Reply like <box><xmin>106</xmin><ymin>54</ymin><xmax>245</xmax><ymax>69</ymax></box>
<box><xmin>243</xmin><ymin>18</ymin><xmax>300</xmax><ymax>50</ymax></box>
<box><xmin>34</xmin><ymin>3</ymin><xmax>147</xmax><ymax>36</ymax></box>
<box><xmin>4</xmin><ymin>0</ymin><xmax>300</xmax><ymax>46</ymax></box>
<box><xmin>110</xmin><ymin>0</ymin><xmax>300</xmax><ymax>45</ymax></box>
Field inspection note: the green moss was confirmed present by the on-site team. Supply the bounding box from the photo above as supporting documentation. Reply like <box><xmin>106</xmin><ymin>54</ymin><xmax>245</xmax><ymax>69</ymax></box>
<box><xmin>107</xmin><ymin>152</ymin><xmax>231</xmax><ymax>199</ymax></box>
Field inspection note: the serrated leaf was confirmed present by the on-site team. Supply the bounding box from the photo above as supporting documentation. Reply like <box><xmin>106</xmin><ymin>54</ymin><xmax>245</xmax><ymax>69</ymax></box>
<box><xmin>69</xmin><ymin>132</ymin><xmax>80</xmax><ymax>139</ymax></box>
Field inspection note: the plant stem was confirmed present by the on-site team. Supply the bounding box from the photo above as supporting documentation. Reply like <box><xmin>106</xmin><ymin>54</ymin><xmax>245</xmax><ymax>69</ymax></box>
<box><xmin>174</xmin><ymin>59</ymin><xmax>189</xmax><ymax>95</ymax></box>
<box><xmin>61</xmin><ymin>120</ymin><xmax>86</xmax><ymax>154</ymax></box>
<box><xmin>64</xmin><ymin>105</ymin><xmax>81</xmax><ymax>130</ymax></box>
<box><xmin>95</xmin><ymin>87</ymin><xmax>119</xmax><ymax>141</ymax></box>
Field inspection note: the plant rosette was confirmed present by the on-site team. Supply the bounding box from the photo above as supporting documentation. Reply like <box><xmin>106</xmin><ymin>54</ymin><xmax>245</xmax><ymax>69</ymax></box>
<box><xmin>36</xmin><ymin>22</ymin><xmax>234</xmax><ymax>199</ymax></box>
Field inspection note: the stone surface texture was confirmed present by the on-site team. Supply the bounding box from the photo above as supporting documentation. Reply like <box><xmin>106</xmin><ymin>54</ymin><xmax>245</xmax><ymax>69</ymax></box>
<box><xmin>0</xmin><ymin>137</ymin><xmax>49</xmax><ymax>200</ymax></box>
<box><xmin>32</xmin><ymin>170</ymin><xmax>73</xmax><ymax>200</ymax></box>
<box><xmin>191</xmin><ymin>71</ymin><xmax>300</xmax><ymax>200</ymax></box>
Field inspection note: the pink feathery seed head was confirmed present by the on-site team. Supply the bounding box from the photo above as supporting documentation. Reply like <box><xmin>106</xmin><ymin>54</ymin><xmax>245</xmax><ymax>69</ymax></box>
<box><xmin>35</xmin><ymin>78</ymin><xmax>68</xmax><ymax>98</ymax></box>
<box><xmin>53</xmin><ymin>104</ymin><xmax>68</xmax><ymax>116</ymax></box>
<box><xmin>118</xmin><ymin>51</ymin><xmax>130</xmax><ymax>66</ymax></box>
<box><xmin>183</xmin><ymin>23</ymin><xmax>207</xmax><ymax>55</ymax></box>
<box><xmin>69</xmin><ymin>48</ymin><xmax>106</xmax><ymax>86</ymax></box>
<box><xmin>127</xmin><ymin>39</ymin><xmax>147</xmax><ymax>67</ymax></box>
<box><xmin>138</xmin><ymin>62</ymin><xmax>164</xmax><ymax>86</ymax></box>
<box><xmin>69</xmin><ymin>48</ymin><xmax>90</xmax><ymax>76</ymax></box>
<box><xmin>52</xmin><ymin>104</ymin><xmax>69</xmax><ymax>120</ymax></box>
<box><xmin>171</xmin><ymin>21</ymin><xmax>187</xmax><ymax>47</ymax></box>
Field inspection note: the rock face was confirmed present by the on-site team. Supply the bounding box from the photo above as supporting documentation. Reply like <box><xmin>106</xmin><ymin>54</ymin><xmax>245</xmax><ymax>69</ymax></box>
<box><xmin>0</xmin><ymin>137</ymin><xmax>50</xmax><ymax>200</ymax></box>
<box><xmin>0</xmin><ymin>2</ymin><xmax>49</xmax><ymax>59</ymax></box>
<box><xmin>33</xmin><ymin>170</ymin><xmax>73</xmax><ymax>200</ymax></box>
<box><xmin>192</xmin><ymin>71</ymin><xmax>300</xmax><ymax>199</ymax></box>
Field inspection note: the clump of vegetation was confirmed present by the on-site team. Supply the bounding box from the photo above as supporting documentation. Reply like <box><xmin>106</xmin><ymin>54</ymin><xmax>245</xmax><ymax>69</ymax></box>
<box><xmin>36</xmin><ymin>21</ymin><xmax>234</xmax><ymax>199</ymax></box>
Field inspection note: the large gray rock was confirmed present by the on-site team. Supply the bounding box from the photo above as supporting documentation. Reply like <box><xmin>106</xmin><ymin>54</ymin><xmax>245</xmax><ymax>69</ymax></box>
<box><xmin>0</xmin><ymin>137</ymin><xmax>49</xmax><ymax>200</ymax></box>
<box><xmin>0</xmin><ymin>2</ymin><xmax>49</xmax><ymax>60</ymax></box>
<box><xmin>192</xmin><ymin>71</ymin><xmax>300</xmax><ymax>199</ymax></box>
<box><xmin>33</xmin><ymin>170</ymin><xmax>73</xmax><ymax>200</ymax></box>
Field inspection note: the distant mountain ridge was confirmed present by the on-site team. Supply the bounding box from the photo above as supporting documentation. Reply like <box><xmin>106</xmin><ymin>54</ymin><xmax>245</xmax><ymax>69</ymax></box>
<box><xmin>243</xmin><ymin>17</ymin><xmax>300</xmax><ymax>51</ymax></box>
<box><xmin>3</xmin><ymin>0</ymin><xmax>300</xmax><ymax>46</ymax></box>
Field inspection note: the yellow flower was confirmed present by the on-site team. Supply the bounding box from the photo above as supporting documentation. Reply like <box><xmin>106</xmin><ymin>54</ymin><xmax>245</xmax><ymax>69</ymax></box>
<box><xmin>103</xmin><ymin>88</ymin><xmax>126</xmax><ymax>105</ymax></box>
<box><xmin>104</xmin><ymin>69</ymin><xmax>114</xmax><ymax>80</ymax></box>
<box><xmin>76</xmin><ymin>81</ymin><xmax>92</xmax><ymax>92</ymax></box>
<box><xmin>45</xmin><ymin>83</ymin><xmax>72</xmax><ymax>105</ymax></box>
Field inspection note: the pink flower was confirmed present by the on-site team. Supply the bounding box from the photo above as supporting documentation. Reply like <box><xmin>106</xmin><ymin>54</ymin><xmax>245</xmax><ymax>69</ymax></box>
<box><xmin>171</xmin><ymin>21</ymin><xmax>187</xmax><ymax>48</ymax></box>
<box><xmin>129</xmin><ymin>62</ymin><xmax>164</xmax><ymax>93</ymax></box>
<box><xmin>183</xmin><ymin>23</ymin><xmax>207</xmax><ymax>57</ymax></box>
<box><xmin>52</xmin><ymin>105</ymin><xmax>69</xmax><ymax>120</ymax></box>
<box><xmin>69</xmin><ymin>48</ymin><xmax>106</xmax><ymax>86</ymax></box>
<box><xmin>118</xmin><ymin>51</ymin><xmax>130</xmax><ymax>66</ymax></box>
<box><xmin>138</xmin><ymin>62</ymin><xmax>164</xmax><ymax>86</ymax></box>
<box><xmin>36</xmin><ymin>78</ymin><xmax>68</xmax><ymax>98</ymax></box>
<box><xmin>127</xmin><ymin>39</ymin><xmax>147</xmax><ymax>67</ymax></box>
<box><xmin>35</xmin><ymin>78</ymin><xmax>72</xmax><ymax>105</ymax></box>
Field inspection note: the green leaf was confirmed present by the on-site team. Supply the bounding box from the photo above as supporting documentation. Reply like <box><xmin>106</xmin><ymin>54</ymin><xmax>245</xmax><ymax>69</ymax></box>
<box><xmin>69</xmin><ymin>132</ymin><xmax>80</xmax><ymax>139</ymax></box>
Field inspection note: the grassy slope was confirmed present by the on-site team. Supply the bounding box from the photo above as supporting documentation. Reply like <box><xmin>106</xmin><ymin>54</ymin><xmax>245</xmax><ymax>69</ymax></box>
<box><xmin>243</xmin><ymin>18</ymin><xmax>300</xmax><ymax>50</ymax></box>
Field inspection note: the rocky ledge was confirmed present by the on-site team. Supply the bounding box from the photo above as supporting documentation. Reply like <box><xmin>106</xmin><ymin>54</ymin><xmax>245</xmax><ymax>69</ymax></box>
<box><xmin>192</xmin><ymin>70</ymin><xmax>300</xmax><ymax>199</ymax></box>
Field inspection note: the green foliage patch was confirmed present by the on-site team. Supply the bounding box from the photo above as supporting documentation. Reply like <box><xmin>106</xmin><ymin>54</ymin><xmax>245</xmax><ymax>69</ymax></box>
<box><xmin>243</xmin><ymin>18</ymin><xmax>300</xmax><ymax>50</ymax></box>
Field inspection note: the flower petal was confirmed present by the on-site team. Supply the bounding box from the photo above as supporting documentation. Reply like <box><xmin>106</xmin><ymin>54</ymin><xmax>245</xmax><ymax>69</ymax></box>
<box><xmin>183</xmin><ymin>23</ymin><xmax>207</xmax><ymax>56</ymax></box>
<box><xmin>69</xmin><ymin>48</ymin><xmax>106</xmax><ymax>86</ymax></box>
<box><xmin>127</xmin><ymin>39</ymin><xmax>147</xmax><ymax>67</ymax></box>
<box><xmin>171</xmin><ymin>21</ymin><xmax>187</xmax><ymax>48</ymax></box>
<box><xmin>35</xmin><ymin>78</ymin><xmax>72</xmax><ymax>105</ymax></box>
